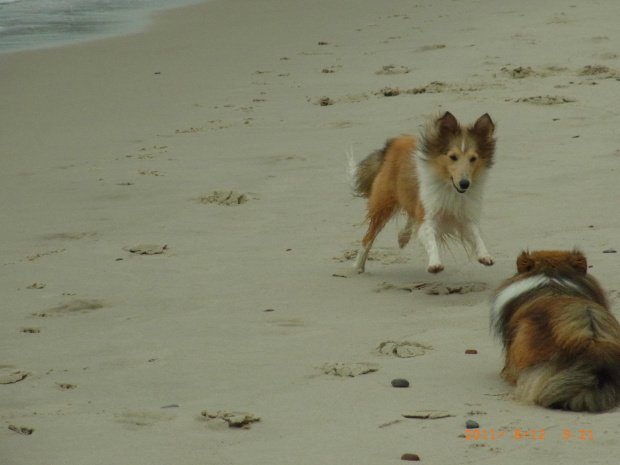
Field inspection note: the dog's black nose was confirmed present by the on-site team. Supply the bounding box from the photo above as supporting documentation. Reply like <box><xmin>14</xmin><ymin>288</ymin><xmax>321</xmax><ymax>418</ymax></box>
<box><xmin>459</xmin><ymin>179</ymin><xmax>470</xmax><ymax>190</ymax></box>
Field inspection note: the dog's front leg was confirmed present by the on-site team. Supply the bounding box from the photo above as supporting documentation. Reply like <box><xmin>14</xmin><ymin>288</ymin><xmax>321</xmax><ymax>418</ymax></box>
<box><xmin>467</xmin><ymin>222</ymin><xmax>494</xmax><ymax>266</ymax></box>
<box><xmin>418</xmin><ymin>221</ymin><xmax>443</xmax><ymax>273</ymax></box>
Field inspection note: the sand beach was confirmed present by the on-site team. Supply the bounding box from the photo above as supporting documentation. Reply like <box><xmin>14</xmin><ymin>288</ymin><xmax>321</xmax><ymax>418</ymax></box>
<box><xmin>1</xmin><ymin>0</ymin><xmax>620</xmax><ymax>463</ymax></box>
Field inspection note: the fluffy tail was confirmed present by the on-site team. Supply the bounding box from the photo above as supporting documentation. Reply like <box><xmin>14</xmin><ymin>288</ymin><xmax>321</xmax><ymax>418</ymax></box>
<box><xmin>517</xmin><ymin>362</ymin><xmax>620</xmax><ymax>412</ymax></box>
<box><xmin>348</xmin><ymin>142</ymin><xmax>389</xmax><ymax>198</ymax></box>
<box><xmin>516</xmin><ymin>305</ymin><xmax>620</xmax><ymax>412</ymax></box>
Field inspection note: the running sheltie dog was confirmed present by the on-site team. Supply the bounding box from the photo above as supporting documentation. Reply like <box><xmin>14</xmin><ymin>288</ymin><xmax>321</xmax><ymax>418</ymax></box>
<box><xmin>351</xmin><ymin>112</ymin><xmax>496</xmax><ymax>274</ymax></box>
<box><xmin>490</xmin><ymin>250</ymin><xmax>620</xmax><ymax>412</ymax></box>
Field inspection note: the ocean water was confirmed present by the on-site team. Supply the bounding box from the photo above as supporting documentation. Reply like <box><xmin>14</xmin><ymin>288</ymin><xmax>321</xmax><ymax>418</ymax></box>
<box><xmin>0</xmin><ymin>0</ymin><xmax>206</xmax><ymax>54</ymax></box>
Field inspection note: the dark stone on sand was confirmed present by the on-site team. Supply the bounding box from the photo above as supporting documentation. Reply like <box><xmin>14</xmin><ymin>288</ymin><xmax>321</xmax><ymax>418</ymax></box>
<box><xmin>465</xmin><ymin>349</ymin><xmax>478</xmax><ymax>354</ymax></box>
<box><xmin>391</xmin><ymin>378</ymin><xmax>410</xmax><ymax>388</ymax></box>
<box><xmin>401</xmin><ymin>453</ymin><xmax>420</xmax><ymax>461</ymax></box>
<box><xmin>466</xmin><ymin>420</ymin><xmax>479</xmax><ymax>429</ymax></box>
<box><xmin>603</xmin><ymin>249</ymin><xmax>617</xmax><ymax>253</ymax></box>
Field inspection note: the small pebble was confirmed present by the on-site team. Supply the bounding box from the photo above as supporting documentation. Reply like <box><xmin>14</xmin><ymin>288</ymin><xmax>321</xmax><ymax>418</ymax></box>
<box><xmin>161</xmin><ymin>404</ymin><xmax>179</xmax><ymax>409</ymax></box>
<box><xmin>465</xmin><ymin>349</ymin><xmax>478</xmax><ymax>354</ymax></box>
<box><xmin>603</xmin><ymin>249</ymin><xmax>617</xmax><ymax>253</ymax></box>
<box><xmin>466</xmin><ymin>420</ymin><xmax>479</xmax><ymax>429</ymax></box>
<box><xmin>401</xmin><ymin>453</ymin><xmax>420</xmax><ymax>461</ymax></box>
<box><xmin>391</xmin><ymin>378</ymin><xmax>410</xmax><ymax>388</ymax></box>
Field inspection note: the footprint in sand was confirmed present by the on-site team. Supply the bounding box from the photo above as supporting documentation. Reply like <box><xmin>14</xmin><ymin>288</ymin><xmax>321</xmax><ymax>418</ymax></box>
<box><xmin>197</xmin><ymin>190</ymin><xmax>257</xmax><ymax>206</ymax></box>
<box><xmin>26</xmin><ymin>249</ymin><xmax>66</xmax><ymax>262</ymax></box>
<box><xmin>407</xmin><ymin>81</ymin><xmax>494</xmax><ymax>94</ymax></box>
<box><xmin>375</xmin><ymin>64</ymin><xmax>411</xmax><ymax>75</ymax></box>
<box><xmin>596</xmin><ymin>52</ymin><xmax>617</xmax><ymax>60</ymax></box>
<box><xmin>313</xmin><ymin>93</ymin><xmax>371</xmax><ymax>106</ymax></box>
<box><xmin>272</xmin><ymin>319</ymin><xmax>305</xmax><ymax>328</ymax></box>
<box><xmin>199</xmin><ymin>410</ymin><xmax>260</xmax><ymax>429</ymax></box>
<box><xmin>417</xmin><ymin>44</ymin><xmax>446</xmax><ymax>52</ymax></box>
<box><xmin>266</xmin><ymin>154</ymin><xmax>307</xmax><ymax>164</ymax></box>
<box><xmin>42</xmin><ymin>232</ymin><xmax>98</xmax><ymax>241</ymax></box>
<box><xmin>137</xmin><ymin>170</ymin><xmax>163</xmax><ymax>176</ymax></box>
<box><xmin>115</xmin><ymin>410</ymin><xmax>176</xmax><ymax>428</ymax></box>
<box><xmin>31</xmin><ymin>298</ymin><xmax>104</xmax><ymax>317</ymax></box>
<box><xmin>501</xmin><ymin>65</ymin><xmax>571</xmax><ymax>79</ymax></box>
<box><xmin>514</xmin><ymin>95</ymin><xmax>576</xmax><ymax>105</ymax></box>
<box><xmin>127</xmin><ymin>244</ymin><xmax>167</xmax><ymax>255</ymax></box>
<box><xmin>373</xmin><ymin>281</ymin><xmax>487</xmax><ymax>295</ymax></box>
<box><xmin>402</xmin><ymin>410</ymin><xmax>455</xmax><ymax>419</ymax></box>
<box><xmin>376</xmin><ymin>87</ymin><xmax>401</xmax><ymax>97</ymax></box>
<box><xmin>321</xmin><ymin>362</ymin><xmax>380</xmax><ymax>377</ymax></box>
<box><xmin>314</xmin><ymin>80</ymin><xmax>491</xmax><ymax>106</ymax></box>
<box><xmin>326</xmin><ymin>121</ymin><xmax>358</xmax><ymax>129</ymax></box>
<box><xmin>8</xmin><ymin>425</ymin><xmax>34</xmax><ymax>435</ymax></box>
<box><xmin>376</xmin><ymin>340</ymin><xmax>433</xmax><ymax>358</ymax></box>
<box><xmin>57</xmin><ymin>383</ymin><xmax>77</xmax><ymax>391</ymax></box>
<box><xmin>0</xmin><ymin>367</ymin><xmax>29</xmax><ymax>384</ymax></box>
<box><xmin>404</xmin><ymin>81</ymin><xmax>452</xmax><ymax>94</ymax></box>
<box><xmin>26</xmin><ymin>282</ymin><xmax>46</xmax><ymax>289</ymax></box>
<box><xmin>334</xmin><ymin>248</ymin><xmax>410</xmax><ymax>265</ymax></box>
<box><xmin>578</xmin><ymin>64</ymin><xmax>618</xmax><ymax>78</ymax></box>
<box><xmin>20</xmin><ymin>327</ymin><xmax>41</xmax><ymax>334</ymax></box>
<box><xmin>501</xmin><ymin>66</ymin><xmax>540</xmax><ymax>79</ymax></box>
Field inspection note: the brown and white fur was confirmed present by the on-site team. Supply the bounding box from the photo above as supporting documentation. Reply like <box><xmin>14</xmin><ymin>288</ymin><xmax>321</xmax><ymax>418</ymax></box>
<box><xmin>490</xmin><ymin>250</ymin><xmax>620</xmax><ymax>412</ymax></box>
<box><xmin>351</xmin><ymin>112</ymin><xmax>496</xmax><ymax>274</ymax></box>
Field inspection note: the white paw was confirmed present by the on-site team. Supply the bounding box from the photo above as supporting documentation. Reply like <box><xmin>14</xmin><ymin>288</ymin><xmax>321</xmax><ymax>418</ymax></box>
<box><xmin>478</xmin><ymin>255</ymin><xmax>494</xmax><ymax>266</ymax></box>
<box><xmin>427</xmin><ymin>263</ymin><xmax>444</xmax><ymax>274</ymax></box>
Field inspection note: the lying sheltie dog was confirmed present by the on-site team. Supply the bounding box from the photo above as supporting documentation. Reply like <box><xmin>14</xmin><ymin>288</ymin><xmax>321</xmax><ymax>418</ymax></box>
<box><xmin>351</xmin><ymin>112</ymin><xmax>496</xmax><ymax>274</ymax></box>
<box><xmin>490</xmin><ymin>250</ymin><xmax>620</xmax><ymax>412</ymax></box>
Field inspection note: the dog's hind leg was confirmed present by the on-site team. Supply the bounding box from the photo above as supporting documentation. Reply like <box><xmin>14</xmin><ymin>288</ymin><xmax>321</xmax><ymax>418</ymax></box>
<box><xmin>354</xmin><ymin>198</ymin><xmax>397</xmax><ymax>273</ymax></box>
<box><xmin>354</xmin><ymin>238</ymin><xmax>375</xmax><ymax>273</ymax></box>
<box><xmin>398</xmin><ymin>216</ymin><xmax>415</xmax><ymax>249</ymax></box>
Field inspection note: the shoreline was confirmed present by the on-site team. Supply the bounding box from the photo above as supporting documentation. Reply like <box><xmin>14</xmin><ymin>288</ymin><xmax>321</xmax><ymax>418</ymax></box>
<box><xmin>0</xmin><ymin>0</ymin><xmax>208</xmax><ymax>55</ymax></box>
<box><xmin>2</xmin><ymin>0</ymin><xmax>620</xmax><ymax>463</ymax></box>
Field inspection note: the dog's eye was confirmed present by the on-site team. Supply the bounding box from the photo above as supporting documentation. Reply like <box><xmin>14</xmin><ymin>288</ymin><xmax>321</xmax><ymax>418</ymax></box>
<box><xmin>470</xmin><ymin>156</ymin><xmax>477</xmax><ymax>162</ymax></box>
<box><xmin>449</xmin><ymin>155</ymin><xmax>458</xmax><ymax>161</ymax></box>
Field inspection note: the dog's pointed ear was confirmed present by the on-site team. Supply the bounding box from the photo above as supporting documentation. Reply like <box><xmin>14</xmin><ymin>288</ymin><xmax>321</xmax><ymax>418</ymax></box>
<box><xmin>570</xmin><ymin>250</ymin><xmax>588</xmax><ymax>274</ymax></box>
<box><xmin>516</xmin><ymin>251</ymin><xmax>534</xmax><ymax>274</ymax></box>
<box><xmin>472</xmin><ymin>113</ymin><xmax>495</xmax><ymax>139</ymax></box>
<box><xmin>436</xmin><ymin>111</ymin><xmax>459</xmax><ymax>135</ymax></box>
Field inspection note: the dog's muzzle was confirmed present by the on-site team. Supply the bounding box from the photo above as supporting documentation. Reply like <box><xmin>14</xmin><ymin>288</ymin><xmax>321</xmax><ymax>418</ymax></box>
<box><xmin>453</xmin><ymin>178</ymin><xmax>470</xmax><ymax>193</ymax></box>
